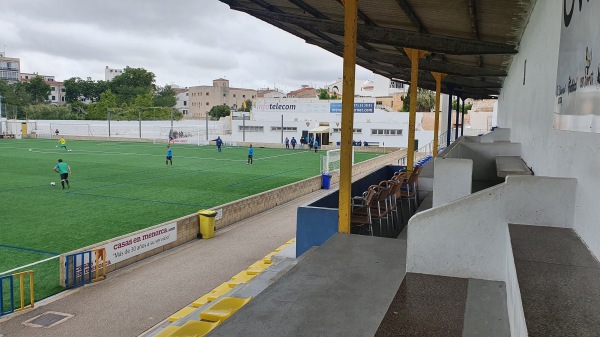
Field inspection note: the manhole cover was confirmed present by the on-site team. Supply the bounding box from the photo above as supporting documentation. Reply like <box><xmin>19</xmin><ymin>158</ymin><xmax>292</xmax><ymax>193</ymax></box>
<box><xmin>23</xmin><ymin>311</ymin><xmax>74</xmax><ymax>328</ymax></box>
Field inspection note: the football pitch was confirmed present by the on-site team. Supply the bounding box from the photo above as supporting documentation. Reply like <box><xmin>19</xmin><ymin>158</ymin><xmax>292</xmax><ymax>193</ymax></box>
<box><xmin>0</xmin><ymin>139</ymin><xmax>381</xmax><ymax>302</ymax></box>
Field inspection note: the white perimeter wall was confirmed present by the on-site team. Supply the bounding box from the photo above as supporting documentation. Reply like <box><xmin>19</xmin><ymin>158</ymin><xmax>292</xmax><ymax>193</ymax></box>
<box><xmin>231</xmin><ymin>110</ymin><xmax>434</xmax><ymax>148</ymax></box>
<box><xmin>498</xmin><ymin>1</ymin><xmax>600</xmax><ymax>259</ymax></box>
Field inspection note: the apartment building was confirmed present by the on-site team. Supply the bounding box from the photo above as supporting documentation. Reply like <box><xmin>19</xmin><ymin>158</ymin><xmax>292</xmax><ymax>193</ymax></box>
<box><xmin>0</xmin><ymin>52</ymin><xmax>20</xmax><ymax>84</ymax></box>
<box><xmin>20</xmin><ymin>72</ymin><xmax>65</xmax><ymax>105</ymax></box>
<box><xmin>188</xmin><ymin>78</ymin><xmax>256</xmax><ymax>118</ymax></box>
<box><xmin>105</xmin><ymin>66</ymin><xmax>123</xmax><ymax>81</ymax></box>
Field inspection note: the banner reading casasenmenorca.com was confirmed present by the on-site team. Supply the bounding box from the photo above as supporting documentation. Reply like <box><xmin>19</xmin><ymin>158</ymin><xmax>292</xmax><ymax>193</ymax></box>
<box><xmin>555</xmin><ymin>0</ymin><xmax>600</xmax><ymax>132</ymax></box>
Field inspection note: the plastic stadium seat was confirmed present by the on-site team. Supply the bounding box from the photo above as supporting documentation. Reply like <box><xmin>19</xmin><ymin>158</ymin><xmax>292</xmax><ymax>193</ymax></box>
<box><xmin>168</xmin><ymin>306</ymin><xmax>197</xmax><ymax>322</ymax></box>
<box><xmin>153</xmin><ymin>326</ymin><xmax>179</xmax><ymax>337</ymax></box>
<box><xmin>207</xmin><ymin>283</ymin><xmax>232</xmax><ymax>301</ymax></box>
<box><xmin>192</xmin><ymin>294</ymin><xmax>213</xmax><ymax>308</ymax></box>
<box><xmin>200</xmin><ymin>297</ymin><xmax>252</xmax><ymax>322</ymax></box>
<box><xmin>167</xmin><ymin>320</ymin><xmax>219</xmax><ymax>337</ymax></box>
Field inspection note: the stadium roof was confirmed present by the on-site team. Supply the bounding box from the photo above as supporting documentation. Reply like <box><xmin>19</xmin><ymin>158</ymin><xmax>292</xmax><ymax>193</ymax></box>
<box><xmin>219</xmin><ymin>0</ymin><xmax>537</xmax><ymax>99</ymax></box>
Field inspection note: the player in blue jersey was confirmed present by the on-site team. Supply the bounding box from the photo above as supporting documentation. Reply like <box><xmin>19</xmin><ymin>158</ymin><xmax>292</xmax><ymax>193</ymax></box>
<box><xmin>215</xmin><ymin>136</ymin><xmax>223</xmax><ymax>153</ymax></box>
<box><xmin>248</xmin><ymin>145</ymin><xmax>254</xmax><ymax>164</ymax></box>
<box><xmin>166</xmin><ymin>145</ymin><xmax>173</xmax><ymax>166</ymax></box>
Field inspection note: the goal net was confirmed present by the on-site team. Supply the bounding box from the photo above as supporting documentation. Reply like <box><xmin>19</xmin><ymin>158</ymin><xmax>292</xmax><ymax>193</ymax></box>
<box><xmin>321</xmin><ymin>149</ymin><xmax>354</xmax><ymax>173</ymax></box>
<box><xmin>50</xmin><ymin>123</ymin><xmax>92</xmax><ymax>136</ymax></box>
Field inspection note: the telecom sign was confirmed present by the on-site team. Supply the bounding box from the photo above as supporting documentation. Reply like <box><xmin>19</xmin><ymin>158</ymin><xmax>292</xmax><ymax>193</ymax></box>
<box><xmin>329</xmin><ymin>102</ymin><xmax>375</xmax><ymax>113</ymax></box>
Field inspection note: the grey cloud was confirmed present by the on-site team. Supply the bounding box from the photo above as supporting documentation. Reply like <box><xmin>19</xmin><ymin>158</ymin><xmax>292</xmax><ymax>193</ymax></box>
<box><xmin>0</xmin><ymin>0</ymin><xmax>376</xmax><ymax>90</ymax></box>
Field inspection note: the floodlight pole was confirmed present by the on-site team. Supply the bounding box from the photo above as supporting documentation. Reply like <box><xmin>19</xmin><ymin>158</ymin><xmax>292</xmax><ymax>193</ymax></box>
<box><xmin>242</xmin><ymin>112</ymin><xmax>246</xmax><ymax>142</ymax></box>
<box><xmin>281</xmin><ymin>115</ymin><xmax>283</xmax><ymax>143</ymax></box>
<box><xmin>206</xmin><ymin>113</ymin><xmax>209</xmax><ymax>141</ymax></box>
<box><xmin>108</xmin><ymin>109</ymin><xmax>111</xmax><ymax>138</ymax></box>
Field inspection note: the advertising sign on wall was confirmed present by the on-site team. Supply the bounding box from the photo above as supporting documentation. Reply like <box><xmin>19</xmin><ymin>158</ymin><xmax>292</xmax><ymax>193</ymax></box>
<box><xmin>555</xmin><ymin>0</ymin><xmax>600</xmax><ymax>132</ymax></box>
<box><xmin>74</xmin><ymin>222</ymin><xmax>177</xmax><ymax>277</ymax></box>
<box><xmin>329</xmin><ymin>102</ymin><xmax>375</xmax><ymax>113</ymax></box>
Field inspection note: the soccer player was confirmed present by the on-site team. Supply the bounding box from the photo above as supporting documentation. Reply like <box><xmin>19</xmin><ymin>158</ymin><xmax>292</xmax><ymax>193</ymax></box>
<box><xmin>166</xmin><ymin>145</ymin><xmax>173</xmax><ymax>166</ymax></box>
<box><xmin>215</xmin><ymin>136</ymin><xmax>223</xmax><ymax>153</ymax></box>
<box><xmin>314</xmin><ymin>138</ymin><xmax>319</xmax><ymax>153</ymax></box>
<box><xmin>285</xmin><ymin>137</ymin><xmax>290</xmax><ymax>149</ymax></box>
<box><xmin>53</xmin><ymin>159</ymin><xmax>71</xmax><ymax>189</ymax></box>
<box><xmin>248</xmin><ymin>145</ymin><xmax>254</xmax><ymax>165</ymax></box>
<box><xmin>291</xmin><ymin>137</ymin><xmax>297</xmax><ymax>150</ymax></box>
<box><xmin>57</xmin><ymin>137</ymin><xmax>71</xmax><ymax>151</ymax></box>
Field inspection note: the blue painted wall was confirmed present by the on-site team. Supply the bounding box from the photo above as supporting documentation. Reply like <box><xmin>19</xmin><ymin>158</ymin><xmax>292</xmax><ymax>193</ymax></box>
<box><xmin>295</xmin><ymin>165</ymin><xmax>404</xmax><ymax>257</ymax></box>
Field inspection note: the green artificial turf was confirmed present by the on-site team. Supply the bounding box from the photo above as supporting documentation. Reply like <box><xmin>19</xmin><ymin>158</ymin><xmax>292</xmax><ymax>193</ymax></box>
<box><xmin>0</xmin><ymin>139</ymin><xmax>380</xmax><ymax>302</ymax></box>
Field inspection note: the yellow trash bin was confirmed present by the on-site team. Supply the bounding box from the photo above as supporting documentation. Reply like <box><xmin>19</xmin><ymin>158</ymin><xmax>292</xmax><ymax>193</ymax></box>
<box><xmin>198</xmin><ymin>210</ymin><xmax>217</xmax><ymax>239</ymax></box>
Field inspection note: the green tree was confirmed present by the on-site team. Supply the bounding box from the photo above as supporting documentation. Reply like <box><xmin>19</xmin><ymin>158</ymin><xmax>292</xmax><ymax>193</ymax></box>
<box><xmin>153</xmin><ymin>85</ymin><xmax>177</xmax><ymax>107</ymax></box>
<box><xmin>0</xmin><ymin>80</ymin><xmax>32</xmax><ymax>118</ymax></box>
<box><xmin>109</xmin><ymin>67</ymin><xmax>156</xmax><ymax>105</ymax></box>
<box><xmin>86</xmin><ymin>89</ymin><xmax>117</xmax><ymax>120</ymax></box>
<box><xmin>25</xmin><ymin>76</ymin><xmax>51</xmax><ymax>104</ymax></box>
<box><xmin>23</xmin><ymin>104</ymin><xmax>79</xmax><ymax>120</ymax></box>
<box><xmin>453</xmin><ymin>99</ymin><xmax>473</xmax><ymax>113</ymax></box>
<box><xmin>401</xmin><ymin>87</ymin><xmax>436</xmax><ymax>112</ymax></box>
<box><xmin>240</xmin><ymin>99</ymin><xmax>252</xmax><ymax>112</ymax></box>
<box><xmin>318</xmin><ymin>89</ymin><xmax>338</xmax><ymax>100</ymax></box>
<box><xmin>208</xmin><ymin>104</ymin><xmax>231</xmax><ymax>119</ymax></box>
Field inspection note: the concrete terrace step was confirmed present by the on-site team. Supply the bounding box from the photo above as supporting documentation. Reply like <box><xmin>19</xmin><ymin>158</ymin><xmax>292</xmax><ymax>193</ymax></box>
<box><xmin>207</xmin><ymin>233</ymin><xmax>407</xmax><ymax>337</ymax></box>
<box><xmin>376</xmin><ymin>273</ymin><xmax>509</xmax><ymax>337</ymax></box>
<box><xmin>509</xmin><ymin>224</ymin><xmax>600</xmax><ymax>336</ymax></box>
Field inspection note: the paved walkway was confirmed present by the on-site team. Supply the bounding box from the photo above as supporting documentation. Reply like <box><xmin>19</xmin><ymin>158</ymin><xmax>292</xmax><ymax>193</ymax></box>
<box><xmin>0</xmin><ymin>189</ymin><xmax>330</xmax><ymax>337</ymax></box>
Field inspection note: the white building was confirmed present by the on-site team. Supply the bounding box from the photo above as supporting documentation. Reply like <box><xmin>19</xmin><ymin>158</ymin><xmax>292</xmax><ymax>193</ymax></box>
<box><xmin>326</xmin><ymin>74</ymin><xmax>408</xmax><ymax>97</ymax></box>
<box><xmin>230</xmin><ymin>98</ymin><xmax>433</xmax><ymax>148</ymax></box>
<box><xmin>105</xmin><ymin>66</ymin><xmax>123</xmax><ymax>81</ymax></box>
<box><xmin>20</xmin><ymin>73</ymin><xmax>66</xmax><ymax>105</ymax></box>
<box><xmin>0</xmin><ymin>52</ymin><xmax>20</xmax><ymax>84</ymax></box>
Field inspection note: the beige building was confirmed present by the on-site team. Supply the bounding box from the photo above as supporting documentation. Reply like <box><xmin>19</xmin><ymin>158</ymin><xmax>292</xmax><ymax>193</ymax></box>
<box><xmin>188</xmin><ymin>78</ymin><xmax>256</xmax><ymax>118</ymax></box>
<box><xmin>0</xmin><ymin>52</ymin><xmax>20</xmax><ymax>84</ymax></box>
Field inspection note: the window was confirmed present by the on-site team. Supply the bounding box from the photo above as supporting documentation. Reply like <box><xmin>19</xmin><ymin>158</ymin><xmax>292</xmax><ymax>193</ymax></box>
<box><xmin>252</xmin><ymin>95</ymin><xmax>255</xmax><ymax>99</ymax></box>
<box><xmin>183</xmin><ymin>101</ymin><xmax>187</xmax><ymax>106</ymax></box>
<box><xmin>206</xmin><ymin>92</ymin><xmax>209</xmax><ymax>96</ymax></box>
<box><xmin>239</xmin><ymin>126</ymin><xmax>264</xmax><ymax>132</ymax></box>
<box><xmin>51</xmin><ymin>95</ymin><xmax>56</xmax><ymax>100</ymax></box>
<box><xmin>371</xmin><ymin>129</ymin><xmax>402</xmax><ymax>135</ymax></box>
<box><xmin>243</xmin><ymin>95</ymin><xmax>246</xmax><ymax>98</ymax></box>
<box><xmin>206</xmin><ymin>102</ymin><xmax>209</xmax><ymax>106</ymax></box>
<box><xmin>186</xmin><ymin>93</ymin><xmax>188</xmax><ymax>96</ymax></box>
<box><xmin>271</xmin><ymin>126</ymin><xmax>298</xmax><ymax>132</ymax></box>
<box><xmin>183</xmin><ymin>110</ymin><xmax>188</xmax><ymax>115</ymax></box>
<box><xmin>332</xmin><ymin>128</ymin><xmax>362</xmax><ymax>133</ymax></box>
<box><xmin>51</xmin><ymin>86</ymin><xmax>56</xmax><ymax>91</ymax></box>
<box><xmin>62</xmin><ymin>97</ymin><xmax>65</xmax><ymax>102</ymax></box>
<box><xmin>233</xmin><ymin>94</ymin><xmax>236</xmax><ymax>98</ymax></box>
<box><xmin>223</xmin><ymin>94</ymin><xmax>226</xmax><ymax>97</ymax></box>
<box><xmin>61</xmin><ymin>88</ymin><xmax>66</xmax><ymax>92</ymax></box>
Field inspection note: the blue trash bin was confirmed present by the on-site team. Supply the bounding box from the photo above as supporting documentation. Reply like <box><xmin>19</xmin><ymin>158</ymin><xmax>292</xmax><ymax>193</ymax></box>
<box><xmin>321</xmin><ymin>173</ymin><xmax>332</xmax><ymax>189</ymax></box>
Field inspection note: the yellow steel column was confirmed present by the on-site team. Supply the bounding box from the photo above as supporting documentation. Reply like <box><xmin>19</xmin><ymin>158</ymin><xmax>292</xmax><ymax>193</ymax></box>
<box><xmin>338</xmin><ymin>0</ymin><xmax>358</xmax><ymax>234</ymax></box>
<box><xmin>431</xmin><ymin>72</ymin><xmax>447</xmax><ymax>158</ymax></box>
<box><xmin>404</xmin><ymin>48</ymin><xmax>427</xmax><ymax>173</ymax></box>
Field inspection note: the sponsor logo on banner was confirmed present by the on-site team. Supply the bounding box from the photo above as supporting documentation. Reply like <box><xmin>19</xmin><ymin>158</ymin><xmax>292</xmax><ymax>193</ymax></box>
<box><xmin>329</xmin><ymin>102</ymin><xmax>375</xmax><ymax>113</ymax></box>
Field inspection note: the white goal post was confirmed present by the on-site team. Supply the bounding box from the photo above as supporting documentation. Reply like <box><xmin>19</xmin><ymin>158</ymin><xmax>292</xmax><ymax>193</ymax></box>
<box><xmin>321</xmin><ymin>148</ymin><xmax>355</xmax><ymax>173</ymax></box>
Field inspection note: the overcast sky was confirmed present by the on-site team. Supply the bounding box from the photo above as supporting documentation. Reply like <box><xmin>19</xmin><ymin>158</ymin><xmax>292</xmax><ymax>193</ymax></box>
<box><xmin>0</xmin><ymin>0</ymin><xmax>373</xmax><ymax>91</ymax></box>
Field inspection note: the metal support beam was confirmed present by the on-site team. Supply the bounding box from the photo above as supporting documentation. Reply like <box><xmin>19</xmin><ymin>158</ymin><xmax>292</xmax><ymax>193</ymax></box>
<box><xmin>405</xmin><ymin>48</ymin><xmax>427</xmax><ymax>173</ymax></box>
<box><xmin>461</xmin><ymin>97</ymin><xmax>466</xmax><ymax>136</ymax></box>
<box><xmin>455</xmin><ymin>97</ymin><xmax>460</xmax><ymax>140</ymax></box>
<box><xmin>432</xmin><ymin>72</ymin><xmax>446</xmax><ymax>158</ymax></box>
<box><xmin>393</xmin><ymin>0</ymin><xmax>427</xmax><ymax>33</ymax></box>
<box><xmin>338</xmin><ymin>0</ymin><xmax>358</xmax><ymax>234</ymax></box>
<box><xmin>446</xmin><ymin>89</ymin><xmax>454</xmax><ymax>146</ymax></box>
<box><xmin>309</xmin><ymin>42</ymin><xmax>507</xmax><ymax>77</ymax></box>
<box><xmin>232</xmin><ymin>8</ymin><xmax>518</xmax><ymax>55</ymax></box>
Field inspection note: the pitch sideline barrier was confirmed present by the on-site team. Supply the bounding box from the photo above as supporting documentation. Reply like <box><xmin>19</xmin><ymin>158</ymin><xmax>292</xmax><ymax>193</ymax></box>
<box><xmin>0</xmin><ymin>270</ymin><xmax>35</xmax><ymax>317</ymax></box>
<box><xmin>59</xmin><ymin>148</ymin><xmax>407</xmax><ymax>287</ymax></box>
